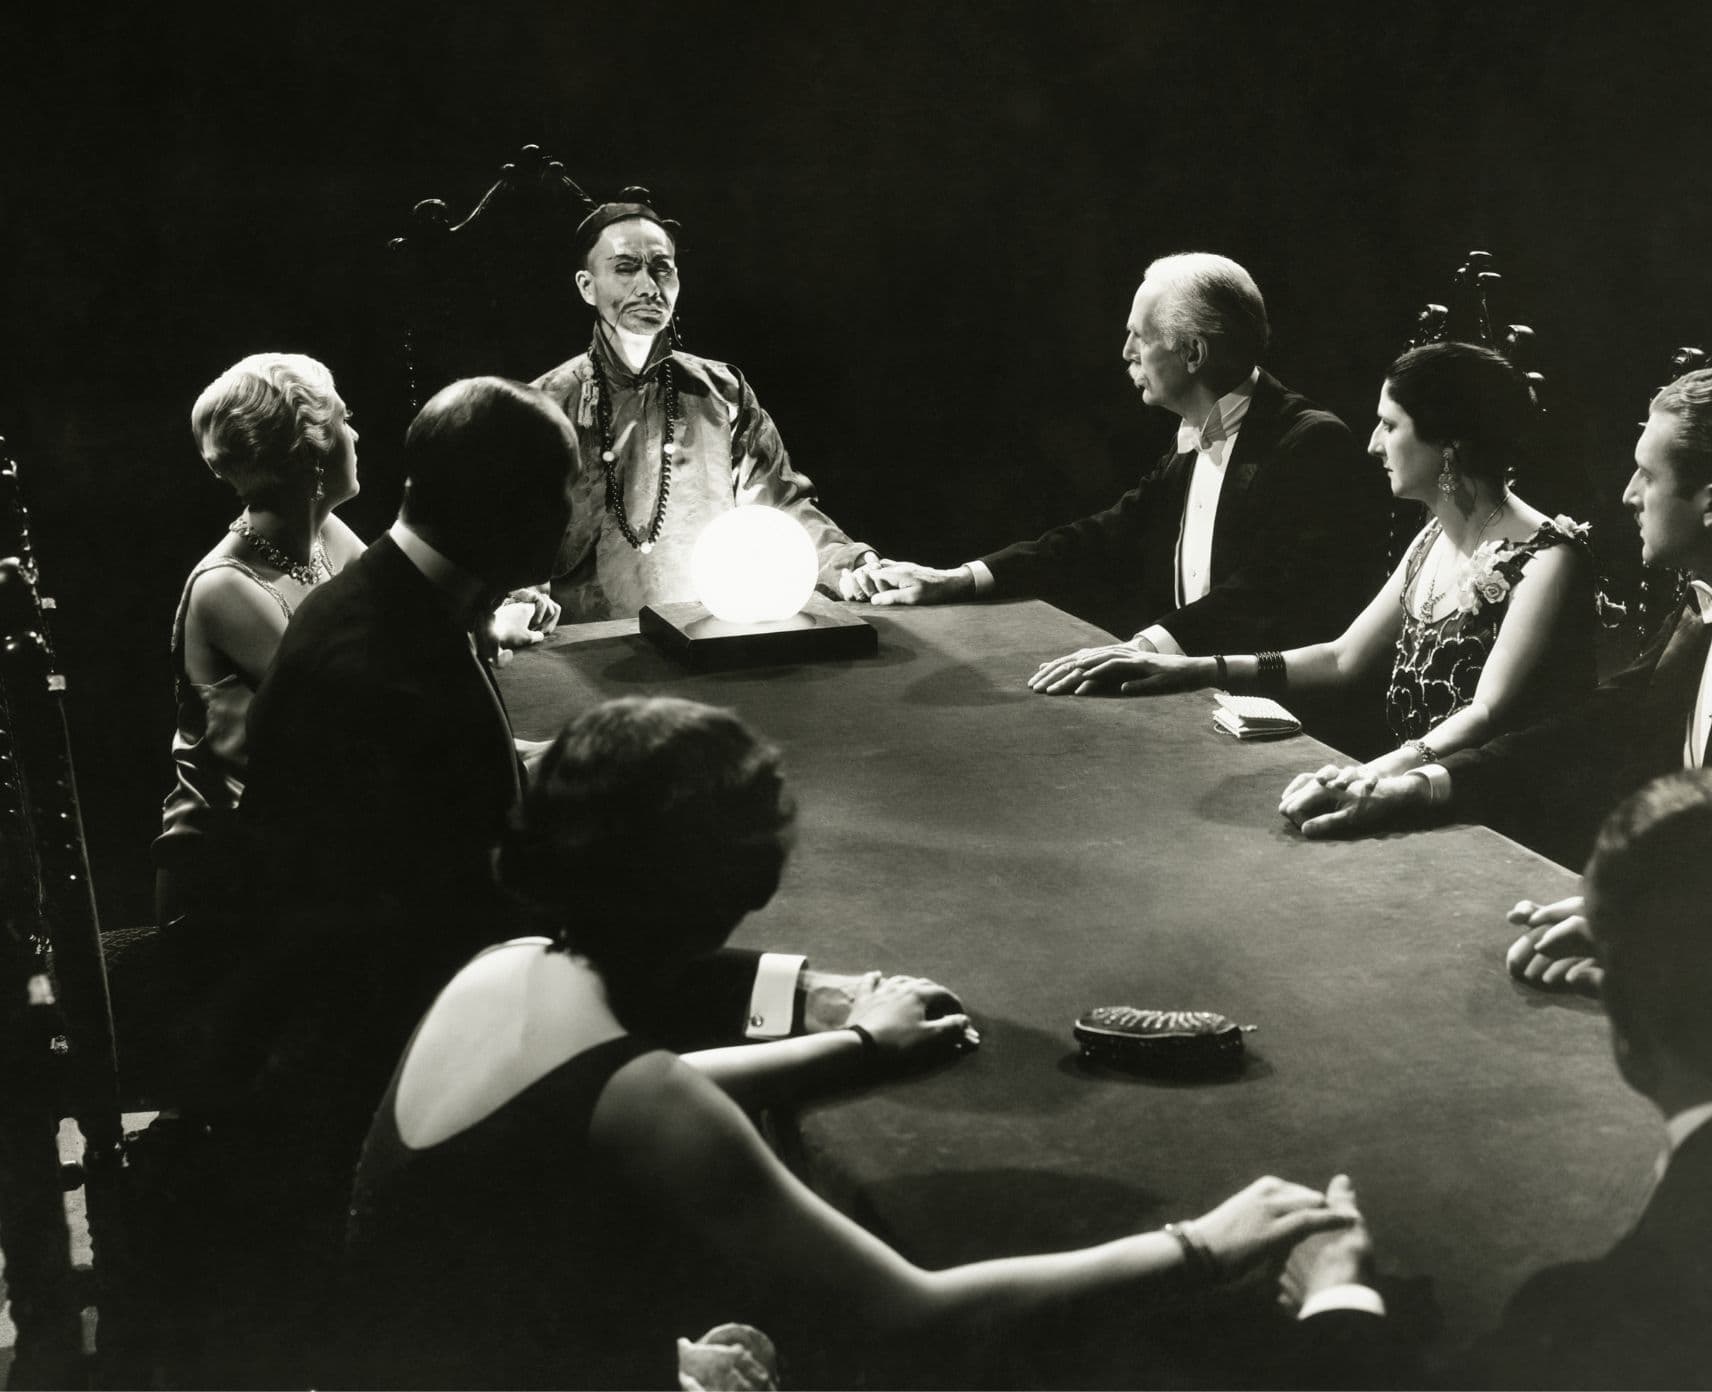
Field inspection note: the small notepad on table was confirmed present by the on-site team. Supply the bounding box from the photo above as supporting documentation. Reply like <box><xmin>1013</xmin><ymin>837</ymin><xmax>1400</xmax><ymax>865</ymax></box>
<box><xmin>1212</xmin><ymin>691</ymin><xmax>1303</xmax><ymax>740</ymax></box>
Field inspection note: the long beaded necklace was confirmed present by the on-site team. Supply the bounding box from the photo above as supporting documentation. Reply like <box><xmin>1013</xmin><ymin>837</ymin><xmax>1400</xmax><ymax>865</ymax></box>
<box><xmin>591</xmin><ymin>329</ymin><xmax>677</xmax><ymax>554</ymax></box>
<box><xmin>1417</xmin><ymin>494</ymin><xmax>1508</xmax><ymax>619</ymax></box>
<box><xmin>228</xmin><ymin>517</ymin><xmax>331</xmax><ymax>587</ymax></box>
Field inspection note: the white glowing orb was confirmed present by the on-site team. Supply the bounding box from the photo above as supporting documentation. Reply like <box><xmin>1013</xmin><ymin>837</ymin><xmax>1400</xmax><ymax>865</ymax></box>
<box><xmin>691</xmin><ymin>505</ymin><xmax>819</xmax><ymax>623</ymax></box>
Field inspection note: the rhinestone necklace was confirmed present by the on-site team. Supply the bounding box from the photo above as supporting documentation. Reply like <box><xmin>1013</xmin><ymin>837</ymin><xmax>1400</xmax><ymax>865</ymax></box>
<box><xmin>1418</xmin><ymin>495</ymin><xmax>1508</xmax><ymax>619</ymax></box>
<box><xmin>592</xmin><ymin>329</ymin><xmax>677</xmax><ymax>554</ymax></box>
<box><xmin>228</xmin><ymin>517</ymin><xmax>331</xmax><ymax>587</ymax></box>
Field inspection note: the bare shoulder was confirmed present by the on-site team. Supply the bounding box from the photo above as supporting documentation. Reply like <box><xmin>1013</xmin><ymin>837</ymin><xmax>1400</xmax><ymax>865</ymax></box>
<box><xmin>593</xmin><ymin>1048</ymin><xmax>759</xmax><ymax>1177</ymax></box>
<box><xmin>186</xmin><ymin>561</ymin><xmax>290</xmax><ymax>635</ymax></box>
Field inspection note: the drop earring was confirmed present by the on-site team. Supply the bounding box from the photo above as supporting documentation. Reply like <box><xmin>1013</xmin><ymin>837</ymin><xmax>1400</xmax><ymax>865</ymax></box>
<box><xmin>1437</xmin><ymin>449</ymin><xmax>1457</xmax><ymax>497</ymax></box>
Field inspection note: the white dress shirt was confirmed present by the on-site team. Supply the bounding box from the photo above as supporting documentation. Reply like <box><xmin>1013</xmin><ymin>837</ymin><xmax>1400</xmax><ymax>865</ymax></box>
<box><xmin>1136</xmin><ymin>369</ymin><xmax>1259</xmax><ymax>654</ymax></box>
<box><xmin>1682</xmin><ymin>580</ymin><xmax>1712</xmax><ymax>768</ymax></box>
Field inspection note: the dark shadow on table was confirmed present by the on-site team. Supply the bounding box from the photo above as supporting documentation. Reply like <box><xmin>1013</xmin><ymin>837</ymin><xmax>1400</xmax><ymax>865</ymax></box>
<box><xmin>1509</xmin><ymin>980</ymin><xmax>1603</xmax><ymax>1016</ymax></box>
<box><xmin>1058</xmin><ymin>1048</ymin><xmax>1277</xmax><ymax>1089</ymax></box>
<box><xmin>866</xmin><ymin>1018</ymin><xmax>1085</xmax><ymax>1115</ymax></box>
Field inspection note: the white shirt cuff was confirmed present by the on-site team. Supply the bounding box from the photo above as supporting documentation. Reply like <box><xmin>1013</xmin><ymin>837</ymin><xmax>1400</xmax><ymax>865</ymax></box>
<box><xmin>744</xmin><ymin>953</ymin><xmax>807</xmax><ymax>1039</ymax></box>
<box><xmin>964</xmin><ymin>560</ymin><xmax>995</xmax><ymax>595</ymax></box>
<box><xmin>1134</xmin><ymin>625</ymin><xmax>1183</xmax><ymax>656</ymax></box>
<box><xmin>1298</xmin><ymin>1283</ymin><xmax>1388</xmax><ymax>1320</ymax></box>
<box><xmin>1407</xmin><ymin>764</ymin><xmax>1453</xmax><ymax>805</ymax></box>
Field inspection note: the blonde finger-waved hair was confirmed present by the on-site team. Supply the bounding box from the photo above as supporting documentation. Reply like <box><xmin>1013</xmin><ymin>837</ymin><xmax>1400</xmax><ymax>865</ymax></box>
<box><xmin>191</xmin><ymin>352</ymin><xmax>340</xmax><ymax>501</ymax></box>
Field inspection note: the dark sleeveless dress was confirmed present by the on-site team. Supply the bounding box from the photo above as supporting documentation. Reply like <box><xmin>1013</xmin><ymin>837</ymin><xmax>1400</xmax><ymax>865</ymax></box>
<box><xmin>1385</xmin><ymin>518</ymin><xmax>1595</xmax><ymax>743</ymax></box>
<box><xmin>345</xmin><ymin>1032</ymin><xmax>733</xmax><ymax>1389</ymax></box>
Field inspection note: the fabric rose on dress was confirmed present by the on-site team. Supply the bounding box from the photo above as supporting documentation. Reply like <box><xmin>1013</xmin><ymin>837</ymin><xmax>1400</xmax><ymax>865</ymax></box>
<box><xmin>1455</xmin><ymin>539</ymin><xmax>1524</xmax><ymax>616</ymax></box>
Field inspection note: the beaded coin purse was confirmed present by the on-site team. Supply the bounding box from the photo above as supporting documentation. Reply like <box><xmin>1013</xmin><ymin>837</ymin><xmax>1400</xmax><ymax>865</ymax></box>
<box><xmin>1073</xmin><ymin>1006</ymin><xmax>1252</xmax><ymax>1074</ymax></box>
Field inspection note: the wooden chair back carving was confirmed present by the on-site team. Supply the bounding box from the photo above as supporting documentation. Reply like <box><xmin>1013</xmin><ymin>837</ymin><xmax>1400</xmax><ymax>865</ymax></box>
<box><xmin>1388</xmin><ymin>251</ymin><xmax>1547</xmax><ymax>562</ymax></box>
<box><xmin>389</xmin><ymin>144</ymin><xmax>594</xmax><ymax>411</ymax></box>
<box><xmin>0</xmin><ymin>442</ymin><xmax>128</xmax><ymax>1388</ymax></box>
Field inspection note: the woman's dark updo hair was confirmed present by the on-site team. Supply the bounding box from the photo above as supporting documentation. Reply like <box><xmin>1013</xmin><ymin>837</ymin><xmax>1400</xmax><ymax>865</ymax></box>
<box><xmin>1384</xmin><ymin>340</ymin><xmax>1534</xmax><ymax>486</ymax></box>
<box><xmin>498</xmin><ymin>696</ymin><xmax>795</xmax><ymax>967</ymax></box>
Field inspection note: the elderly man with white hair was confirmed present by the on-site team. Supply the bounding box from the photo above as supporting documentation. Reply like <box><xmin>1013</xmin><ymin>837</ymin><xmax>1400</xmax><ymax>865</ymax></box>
<box><xmin>865</xmin><ymin>252</ymin><xmax>1386</xmax><ymax>665</ymax></box>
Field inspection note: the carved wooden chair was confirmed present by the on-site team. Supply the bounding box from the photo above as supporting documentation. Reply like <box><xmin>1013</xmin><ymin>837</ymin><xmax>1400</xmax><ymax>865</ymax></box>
<box><xmin>389</xmin><ymin>143</ymin><xmax>594</xmax><ymax>411</ymax></box>
<box><xmin>1393</xmin><ymin>250</ymin><xmax>1547</xmax><ymax>562</ymax></box>
<box><xmin>0</xmin><ymin>442</ymin><xmax>137</xmax><ymax>1388</ymax></box>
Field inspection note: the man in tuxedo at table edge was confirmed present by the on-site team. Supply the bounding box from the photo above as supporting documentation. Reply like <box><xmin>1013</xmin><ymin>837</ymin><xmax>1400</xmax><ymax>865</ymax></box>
<box><xmin>1282</xmin><ymin>768</ymin><xmax>1712</xmax><ymax>1389</ymax></box>
<box><xmin>1286</xmin><ymin>369</ymin><xmax>1712</xmax><ymax>905</ymax></box>
<box><xmin>229</xmin><ymin>378</ymin><xmax>939</xmax><ymax>1132</ymax></box>
<box><xmin>861</xmin><ymin>251</ymin><xmax>1387</xmax><ymax>660</ymax></box>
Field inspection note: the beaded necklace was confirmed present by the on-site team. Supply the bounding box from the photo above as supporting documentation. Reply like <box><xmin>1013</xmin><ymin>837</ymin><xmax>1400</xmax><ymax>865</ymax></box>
<box><xmin>591</xmin><ymin>329</ymin><xmax>678</xmax><ymax>554</ymax></box>
<box><xmin>228</xmin><ymin>517</ymin><xmax>331</xmax><ymax>587</ymax></box>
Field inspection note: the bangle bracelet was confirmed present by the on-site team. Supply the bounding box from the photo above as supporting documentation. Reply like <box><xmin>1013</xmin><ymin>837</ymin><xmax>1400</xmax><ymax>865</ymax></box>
<box><xmin>1212</xmin><ymin>654</ymin><xmax>1229</xmax><ymax>687</ymax></box>
<box><xmin>847</xmin><ymin>1024</ymin><xmax>880</xmax><ymax>1067</ymax></box>
<box><xmin>1254</xmin><ymin>650</ymin><xmax>1287</xmax><ymax>693</ymax></box>
<box><xmin>1162</xmin><ymin>1221</ymin><xmax>1220</xmax><ymax>1286</ymax></box>
<box><xmin>1408</xmin><ymin>738</ymin><xmax>1439</xmax><ymax>765</ymax></box>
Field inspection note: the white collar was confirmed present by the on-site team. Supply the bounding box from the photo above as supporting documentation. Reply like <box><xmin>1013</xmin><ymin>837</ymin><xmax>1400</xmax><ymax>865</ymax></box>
<box><xmin>1665</xmin><ymin>1099</ymin><xmax>1712</xmax><ymax>1156</ymax></box>
<box><xmin>1176</xmin><ymin>368</ymin><xmax>1260</xmax><ymax>455</ymax></box>
<box><xmin>389</xmin><ymin>519</ymin><xmax>486</xmax><ymax>618</ymax></box>
<box><xmin>1688</xmin><ymin>578</ymin><xmax>1712</xmax><ymax>625</ymax></box>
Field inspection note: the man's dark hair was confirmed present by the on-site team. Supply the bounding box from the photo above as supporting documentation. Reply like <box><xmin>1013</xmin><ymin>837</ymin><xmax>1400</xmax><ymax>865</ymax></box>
<box><xmin>399</xmin><ymin>377</ymin><xmax>576</xmax><ymax>564</ymax></box>
<box><xmin>1648</xmin><ymin>368</ymin><xmax>1712</xmax><ymax>493</ymax></box>
<box><xmin>1384</xmin><ymin>341</ymin><xmax>1534</xmax><ymax>487</ymax></box>
<box><xmin>1587</xmin><ymin>769</ymin><xmax>1712</xmax><ymax>1079</ymax></box>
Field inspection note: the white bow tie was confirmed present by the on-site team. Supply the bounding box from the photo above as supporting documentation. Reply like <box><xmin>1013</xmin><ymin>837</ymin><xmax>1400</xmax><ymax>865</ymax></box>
<box><xmin>1176</xmin><ymin>417</ymin><xmax>1229</xmax><ymax>456</ymax></box>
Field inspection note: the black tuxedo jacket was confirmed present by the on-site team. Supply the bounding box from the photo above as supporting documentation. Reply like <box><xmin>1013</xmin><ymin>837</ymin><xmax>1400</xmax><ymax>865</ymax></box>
<box><xmin>976</xmin><ymin>370</ymin><xmax>1387</xmax><ymax>653</ymax></box>
<box><xmin>1451</xmin><ymin>1118</ymin><xmax>1712</xmax><ymax>1388</ymax></box>
<box><xmin>220</xmin><ymin>538</ymin><xmax>762</xmax><ymax>1133</ymax></box>
<box><xmin>1445</xmin><ymin>599</ymin><xmax>1710</xmax><ymax>866</ymax></box>
<box><xmin>1292</xmin><ymin>1122</ymin><xmax>1712</xmax><ymax>1389</ymax></box>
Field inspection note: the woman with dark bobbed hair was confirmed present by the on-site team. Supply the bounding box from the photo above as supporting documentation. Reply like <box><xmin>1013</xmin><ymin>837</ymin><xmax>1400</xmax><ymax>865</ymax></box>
<box><xmin>1029</xmin><ymin>342</ymin><xmax>1593</xmax><ymax>811</ymax></box>
<box><xmin>346</xmin><ymin>696</ymin><xmax>1356</xmax><ymax>1389</ymax></box>
<box><xmin>153</xmin><ymin>352</ymin><xmax>366</xmax><ymax>930</ymax></box>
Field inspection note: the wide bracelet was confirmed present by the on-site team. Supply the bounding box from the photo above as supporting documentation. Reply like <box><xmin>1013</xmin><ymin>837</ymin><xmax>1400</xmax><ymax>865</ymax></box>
<box><xmin>1162</xmin><ymin>1221</ymin><xmax>1221</xmax><ymax>1286</ymax></box>
<box><xmin>1407</xmin><ymin>738</ymin><xmax>1439</xmax><ymax>765</ymax></box>
<box><xmin>847</xmin><ymin>1024</ymin><xmax>880</xmax><ymax>1068</ymax></box>
<box><xmin>1212</xmin><ymin>655</ymin><xmax>1229</xmax><ymax>688</ymax></box>
<box><xmin>1254</xmin><ymin>650</ymin><xmax>1287</xmax><ymax>694</ymax></box>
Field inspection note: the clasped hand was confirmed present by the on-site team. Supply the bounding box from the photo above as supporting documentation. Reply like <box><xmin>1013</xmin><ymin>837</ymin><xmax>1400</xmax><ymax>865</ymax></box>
<box><xmin>1504</xmin><ymin>894</ymin><xmax>1601</xmax><ymax>993</ymax></box>
<box><xmin>488</xmin><ymin>588</ymin><xmax>562</xmax><ymax>660</ymax></box>
<box><xmin>808</xmin><ymin>970</ymin><xmax>978</xmax><ymax>1062</ymax></box>
<box><xmin>839</xmin><ymin>557</ymin><xmax>974</xmax><ymax>606</ymax></box>
<box><xmin>1027</xmin><ymin>640</ymin><xmax>1204</xmax><ymax>696</ymax></box>
<box><xmin>1278</xmin><ymin>764</ymin><xmax>1423</xmax><ymax>839</ymax></box>
<box><xmin>1188</xmin><ymin>1174</ymin><xmax>1362</xmax><ymax>1284</ymax></box>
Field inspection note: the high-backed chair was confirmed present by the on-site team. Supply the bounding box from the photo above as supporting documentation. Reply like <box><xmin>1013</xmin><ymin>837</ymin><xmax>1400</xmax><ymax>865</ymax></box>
<box><xmin>388</xmin><ymin>143</ymin><xmax>594</xmax><ymax>411</ymax></box>
<box><xmin>0</xmin><ymin>443</ymin><xmax>133</xmax><ymax>1388</ymax></box>
<box><xmin>1393</xmin><ymin>250</ymin><xmax>1546</xmax><ymax>561</ymax></box>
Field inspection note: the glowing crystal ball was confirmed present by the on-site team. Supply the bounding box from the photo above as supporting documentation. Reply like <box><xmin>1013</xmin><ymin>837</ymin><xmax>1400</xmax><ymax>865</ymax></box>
<box><xmin>691</xmin><ymin>505</ymin><xmax>819</xmax><ymax>624</ymax></box>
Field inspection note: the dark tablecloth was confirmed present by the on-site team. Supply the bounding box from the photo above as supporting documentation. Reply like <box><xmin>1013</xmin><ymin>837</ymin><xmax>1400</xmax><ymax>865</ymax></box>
<box><xmin>502</xmin><ymin>599</ymin><xmax>1656</xmax><ymax>1387</ymax></box>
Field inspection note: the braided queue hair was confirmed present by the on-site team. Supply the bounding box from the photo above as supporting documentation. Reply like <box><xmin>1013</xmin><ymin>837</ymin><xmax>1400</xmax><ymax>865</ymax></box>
<box><xmin>498</xmin><ymin>696</ymin><xmax>797</xmax><ymax>968</ymax></box>
<box><xmin>191</xmin><ymin>352</ymin><xmax>341</xmax><ymax>502</ymax></box>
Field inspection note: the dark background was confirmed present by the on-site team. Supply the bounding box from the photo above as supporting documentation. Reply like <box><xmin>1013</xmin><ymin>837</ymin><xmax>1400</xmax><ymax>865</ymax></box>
<box><xmin>5</xmin><ymin>0</ymin><xmax>1712</xmax><ymax>927</ymax></box>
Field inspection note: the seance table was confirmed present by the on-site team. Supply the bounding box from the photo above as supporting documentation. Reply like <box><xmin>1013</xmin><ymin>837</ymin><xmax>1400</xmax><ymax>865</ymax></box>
<box><xmin>501</xmin><ymin>599</ymin><xmax>1655</xmax><ymax>1386</ymax></box>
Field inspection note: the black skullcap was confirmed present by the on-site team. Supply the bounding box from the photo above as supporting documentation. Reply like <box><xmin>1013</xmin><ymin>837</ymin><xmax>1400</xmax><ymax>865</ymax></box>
<box><xmin>572</xmin><ymin>186</ymin><xmax>682</xmax><ymax>265</ymax></box>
